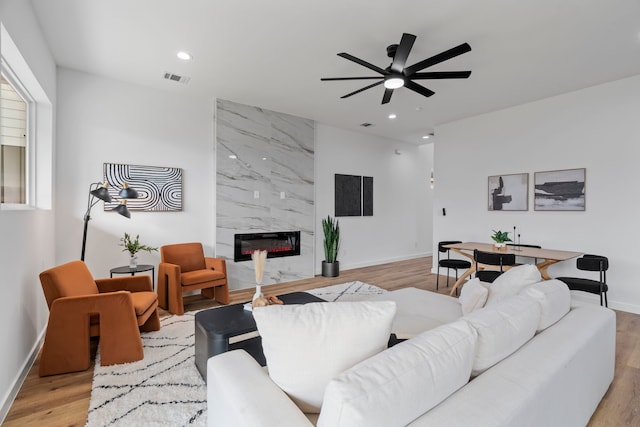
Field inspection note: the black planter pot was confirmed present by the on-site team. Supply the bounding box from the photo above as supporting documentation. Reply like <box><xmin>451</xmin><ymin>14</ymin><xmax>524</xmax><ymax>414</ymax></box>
<box><xmin>322</xmin><ymin>261</ymin><xmax>340</xmax><ymax>277</ymax></box>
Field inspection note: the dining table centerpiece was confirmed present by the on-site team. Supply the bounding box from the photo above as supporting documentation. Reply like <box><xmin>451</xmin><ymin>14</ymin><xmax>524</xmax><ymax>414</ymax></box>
<box><xmin>490</xmin><ymin>229</ymin><xmax>512</xmax><ymax>251</ymax></box>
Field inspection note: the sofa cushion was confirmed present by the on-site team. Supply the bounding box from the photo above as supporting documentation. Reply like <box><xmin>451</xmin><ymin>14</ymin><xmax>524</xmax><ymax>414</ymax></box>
<box><xmin>459</xmin><ymin>278</ymin><xmax>489</xmax><ymax>315</ymax></box>
<box><xmin>522</xmin><ymin>279</ymin><xmax>571</xmax><ymax>332</ymax></box>
<box><xmin>368</xmin><ymin>287</ymin><xmax>462</xmax><ymax>339</ymax></box>
<box><xmin>253</xmin><ymin>300</ymin><xmax>396</xmax><ymax>413</ymax></box>
<box><xmin>463</xmin><ymin>294</ymin><xmax>541</xmax><ymax>376</ymax></box>
<box><xmin>485</xmin><ymin>264</ymin><xmax>541</xmax><ymax>307</ymax></box>
<box><xmin>317</xmin><ymin>320</ymin><xmax>477</xmax><ymax>427</ymax></box>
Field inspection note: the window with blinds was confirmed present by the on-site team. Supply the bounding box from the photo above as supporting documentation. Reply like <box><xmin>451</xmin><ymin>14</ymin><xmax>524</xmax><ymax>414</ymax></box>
<box><xmin>1</xmin><ymin>75</ymin><xmax>27</xmax><ymax>204</ymax></box>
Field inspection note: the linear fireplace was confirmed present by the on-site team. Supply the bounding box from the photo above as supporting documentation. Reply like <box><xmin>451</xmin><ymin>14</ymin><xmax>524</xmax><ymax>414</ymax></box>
<box><xmin>234</xmin><ymin>231</ymin><xmax>301</xmax><ymax>262</ymax></box>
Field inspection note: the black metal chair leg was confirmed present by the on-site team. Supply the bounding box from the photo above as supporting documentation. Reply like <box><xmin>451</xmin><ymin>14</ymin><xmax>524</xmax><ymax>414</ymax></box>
<box><xmin>436</xmin><ymin>265</ymin><xmax>440</xmax><ymax>290</ymax></box>
<box><xmin>446</xmin><ymin>268</ymin><xmax>450</xmax><ymax>288</ymax></box>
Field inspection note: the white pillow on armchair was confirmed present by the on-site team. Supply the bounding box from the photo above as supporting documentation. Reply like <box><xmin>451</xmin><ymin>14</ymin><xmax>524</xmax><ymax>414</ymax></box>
<box><xmin>253</xmin><ymin>300</ymin><xmax>396</xmax><ymax>413</ymax></box>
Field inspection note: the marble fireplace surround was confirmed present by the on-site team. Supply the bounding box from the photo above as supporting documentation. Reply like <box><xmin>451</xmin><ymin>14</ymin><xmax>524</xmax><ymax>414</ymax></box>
<box><xmin>215</xmin><ymin>99</ymin><xmax>315</xmax><ymax>291</ymax></box>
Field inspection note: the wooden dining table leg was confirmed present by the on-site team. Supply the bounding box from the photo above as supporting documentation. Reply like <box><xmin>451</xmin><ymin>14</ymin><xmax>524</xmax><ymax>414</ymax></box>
<box><xmin>535</xmin><ymin>259</ymin><xmax>557</xmax><ymax>280</ymax></box>
<box><xmin>448</xmin><ymin>248</ymin><xmax>475</xmax><ymax>297</ymax></box>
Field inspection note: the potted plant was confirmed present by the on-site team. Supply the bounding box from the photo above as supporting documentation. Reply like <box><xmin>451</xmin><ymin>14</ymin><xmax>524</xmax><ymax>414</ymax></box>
<box><xmin>490</xmin><ymin>229</ymin><xmax>512</xmax><ymax>251</ymax></box>
<box><xmin>321</xmin><ymin>215</ymin><xmax>340</xmax><ymax>277</ymax></box>
<box><xmin>120</xmin><ymin>232</ymin><xmax>158</xmax><ymax>268</ymax></box>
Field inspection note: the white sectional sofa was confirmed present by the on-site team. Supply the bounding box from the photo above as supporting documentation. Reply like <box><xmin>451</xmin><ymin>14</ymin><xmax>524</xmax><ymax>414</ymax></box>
<box><xmin>207</xmin><ymin>267</ymin><xmax>616</xmax><ymax>427</ymax></box>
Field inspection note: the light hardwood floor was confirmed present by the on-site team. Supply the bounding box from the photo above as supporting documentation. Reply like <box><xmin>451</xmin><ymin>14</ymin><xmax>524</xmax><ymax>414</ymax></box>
<box><xmin>4</xmin><ymin>257</ymin><xmax>639</xmax><ymax>426</ymax></box>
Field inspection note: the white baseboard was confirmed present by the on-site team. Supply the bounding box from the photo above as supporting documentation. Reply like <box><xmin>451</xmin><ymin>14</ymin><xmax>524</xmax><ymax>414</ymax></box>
<box><xmin>0</xmin><ymin>329</ymin><xmax>45</xmax><ymax>424</ymax></box>
<box><xmin>335</xmin><ymin>251</ymin><xmax>433</xmax><ymax>273</ymax></box>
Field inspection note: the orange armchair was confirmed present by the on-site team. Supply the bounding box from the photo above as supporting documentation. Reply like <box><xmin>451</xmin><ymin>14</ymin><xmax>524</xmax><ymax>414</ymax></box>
<box><xmin>158</xmin><ymin>242</ymin><xmax>230</xmax><ymax>315</ymax></box>
<box><xmin>38</xmin><ymin>260</ymin><xmax>160</xmax><ymax>376</ymax></box>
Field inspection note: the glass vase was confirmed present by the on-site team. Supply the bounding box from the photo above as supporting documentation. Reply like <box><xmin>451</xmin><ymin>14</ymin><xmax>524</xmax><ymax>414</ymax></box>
<box><xmin>129</xmin><ymin>253</ymin><xmax>138</xmax><ymax>269</ymax></box>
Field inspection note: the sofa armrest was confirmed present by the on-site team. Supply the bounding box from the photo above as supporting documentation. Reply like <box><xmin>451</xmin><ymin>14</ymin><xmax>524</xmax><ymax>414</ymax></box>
<box><xmin>207</xmin><ymin>350</ymin><xmax>313</xmax><ymax>427</ymax></box>
<box><xmin>205</xmin><ymin>257</ymin><xmax>227</xmax><ymax>275</ymax></box>
<box><xmin>96</xmin><ymin>275</ymin><xmax>152</xmax><ymax>293</ymax></box>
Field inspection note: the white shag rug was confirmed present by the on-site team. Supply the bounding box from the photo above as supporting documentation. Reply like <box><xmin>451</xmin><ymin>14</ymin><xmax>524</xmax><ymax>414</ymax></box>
<box><xmin>86</xmin><ymin>281</ymin><xmax>386</xmax><ymax>426</ymax></box>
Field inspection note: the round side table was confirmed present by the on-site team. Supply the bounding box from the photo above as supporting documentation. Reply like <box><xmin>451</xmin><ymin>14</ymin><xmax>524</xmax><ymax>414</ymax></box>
<box><xmin>110</xmin><ymin>264</ymin><xmax>155</xmax><ymax>291</ymax></box>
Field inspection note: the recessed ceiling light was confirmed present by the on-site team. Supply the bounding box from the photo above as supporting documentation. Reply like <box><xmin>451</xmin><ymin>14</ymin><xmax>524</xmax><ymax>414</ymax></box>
<box><xmin>177</xmin><ymin>51</ymin><xmax>192</xmax><ymax>61</ymax></box>
<box><xmin>262</xmin><ymin>157</ymin><xmax>267</xmax><ymax>161</ymax></box>
<box><xmin>422</xmin><ymin>135</ymin><xmax>431</xmax><ymax>139</ymax></box>
<box><xmin>388</xmin><ymin>113</ymin><xmax>397</xmax><ymax>119</ymax></box>
<box><xmin>228</xmin><ymin>154</ymin><xmax>237</xmax><ymax>159</ymax></box>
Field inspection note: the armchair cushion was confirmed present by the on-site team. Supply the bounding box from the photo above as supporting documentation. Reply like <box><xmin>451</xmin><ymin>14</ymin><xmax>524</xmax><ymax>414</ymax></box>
<box><xmin>40</xmin><ymin>260</ymin><xmax>98</xmax><ymax>307</ymax></box>
<box><xmin>130</xmin><ymin>292</ymin><xmax>159</xmax><ymax>316</ymax></box>
<box><xmin>181</xmin><ymin>269</ymin><xmax>225</xmax><ymax>286</ymax></box>
<box><xmin>161</xmin><ymin>242</ymin><xmax>207</xmax><ymax>272</ymax></box>
<box><xmin>96</xmin><ymin>275</ymin><xmax>153</xmax><ymax>293</ymax></box>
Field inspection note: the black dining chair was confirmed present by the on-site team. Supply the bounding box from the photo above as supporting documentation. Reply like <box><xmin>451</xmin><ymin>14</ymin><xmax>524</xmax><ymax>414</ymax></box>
<box><xmin>436</xmin><ymin>241</ymin><xmax>472</xmax><ymax>291</ymax></box>
<box><xmin>556</xmin><ymin>254</ymin><xmax>609</xmax><ymax>307</ymax></box>
<box><xmin>474</xmin><ymin>249</ymin><xmax>517</xmax><ymax>283</ymax></box>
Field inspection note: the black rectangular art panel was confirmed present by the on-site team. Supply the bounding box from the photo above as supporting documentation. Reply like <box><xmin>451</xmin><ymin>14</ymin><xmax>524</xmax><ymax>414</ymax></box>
<box><xmin>335</xmin><ymin>174</ymin><xmax>361</xmax><ymax>216</ymax></box>
<box><xmin>335</xmin><ymin>174</ymin><xmax>373</xmax><ymax>217</ymax></box>
<box><xmin>363</xmin><ymin>176</ymin><xmax>373</xmax><ymax>216</ymax></box>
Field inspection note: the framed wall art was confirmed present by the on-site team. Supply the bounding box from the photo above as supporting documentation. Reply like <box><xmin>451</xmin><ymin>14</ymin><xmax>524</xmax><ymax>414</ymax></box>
<box><xmin>488</xmin><ymin>173</ymin><xmax>529</xmax><ymax>211</ymax></box>
<box><xmin>103</xmin><ymin>163</ymin><xmax>183</xmax><ymax>212</ymax></box>
<box><xmin>335</xmin><ymin>173</ymin><xmax>373</xmax><ymax>217</ymax></box>
<box><xmin>534</xmin><ymin>168</ymin><xmax>585</xmax><ymax>211</ymax></box>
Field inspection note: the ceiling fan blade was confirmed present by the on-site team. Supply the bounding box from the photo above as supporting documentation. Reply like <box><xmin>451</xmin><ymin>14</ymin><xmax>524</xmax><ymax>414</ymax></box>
<box><xmin>321</xmin><ymin>76</ymin><xmax>384</xmax><ymax>81</ymax></box>
<box><xmin>390</xmin><ymin>33</ymin><xmax>416</xmax><ymax>73</ymax></box>
<box><xmin>337</xmin><ymin>52</ymin><xmax>387</xmax><ymax>75</ymax></box>
<box><xmin>411</xmin><ymin>71</ymin><xmax>472</xmax><ymax>79</ymax></box>
<box><xmin>404</xmin><ymin>43</ymin><xmax>472</xmax><ymax>75</ymax></box>
<box><xmin>382</xmin><ymin>88</ymin><xmax>394</xmax><ymax>104</ymax></box>
<box><xmin>405</xmin><ymin>80</ymin><xmax>435</xmax><ymax>98</ymax></box>
<box><xmin>340</xmin><ymin>81</ymin><xmax>384</xmax><ymax>99</ymax></box>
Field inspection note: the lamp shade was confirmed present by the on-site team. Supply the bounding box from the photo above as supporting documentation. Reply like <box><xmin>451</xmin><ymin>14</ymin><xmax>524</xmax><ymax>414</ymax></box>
<box><xmin>113</xmin><ymin>200</ymin><xmax>131</xmax><ymax>218</ymax></box>
<box><xmin>90</xmin><ymin>182</ymin><xmax>112</xmax><ymax>203</ymax></box>
<box><xmin>119</xmin><ymin>182</ymin><xmax>139</xmax><ymax>199</ymax></box>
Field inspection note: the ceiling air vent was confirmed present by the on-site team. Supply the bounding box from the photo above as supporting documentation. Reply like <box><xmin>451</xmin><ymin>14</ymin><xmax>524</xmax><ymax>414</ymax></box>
<box><xmin>163</xmin><ymin>72</ymin><xmax>191</xmax><ymax>84</ymax></box>
<box><xmin>360</xmin><ymin>122</ymin><xmax>374</xmax><ymax>127</ymax></box>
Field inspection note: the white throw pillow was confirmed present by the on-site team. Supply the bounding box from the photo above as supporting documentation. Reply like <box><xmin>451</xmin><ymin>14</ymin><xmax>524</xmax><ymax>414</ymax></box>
<box><xmin>463</xmin><ymin>294</ymin><xmax>541</xmax><ymax>376</ymax></box>
<box><xmin>485</xmin><ymin>264</ymin><xmax>542</xmax><ymax>307</ymax></box>
<box><xmin>522</xmin><ymin>279</ymin><xmax>571</xmax><ymax>332</ymax></box>
<box><xmin>253</xmin><ymin>300</ymin><xmax>396</xmax><ymax>413</ymax></box>
<box><xmin>459</xmin><ymin>278</ymin><xmax>489</xmax><ymax>315</ymax></box>
<box><xmin>317</xmin><ymin>320</ymin><xmax>477</xmax><ymax>427</ymax></box>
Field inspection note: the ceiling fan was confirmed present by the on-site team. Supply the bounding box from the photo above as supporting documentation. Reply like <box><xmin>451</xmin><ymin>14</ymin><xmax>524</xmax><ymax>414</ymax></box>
<box><xmin>321</xmin><ymin>33</ymin><xmax>471</xmax><ymax>104</ymax></box>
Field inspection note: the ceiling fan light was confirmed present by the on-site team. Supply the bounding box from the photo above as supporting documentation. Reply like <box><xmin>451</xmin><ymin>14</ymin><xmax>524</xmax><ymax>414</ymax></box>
<box><xmin>384</xmin><ymin>77</ymin><xmax>404</xmax><ymax>89</ymax></box>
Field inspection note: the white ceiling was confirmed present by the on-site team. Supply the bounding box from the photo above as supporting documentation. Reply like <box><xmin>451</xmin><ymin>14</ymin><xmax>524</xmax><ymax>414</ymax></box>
<box><xmin>30</xmin><ymin>0</ymin><xmax>640</xmax><ymax>144</ymax></box>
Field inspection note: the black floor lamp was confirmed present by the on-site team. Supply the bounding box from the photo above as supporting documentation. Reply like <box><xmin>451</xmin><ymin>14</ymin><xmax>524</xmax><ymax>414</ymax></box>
<box><xmin>81</xmin><ymin>181</ymin><xmax>139</xmax><ymax>261</ymax></box>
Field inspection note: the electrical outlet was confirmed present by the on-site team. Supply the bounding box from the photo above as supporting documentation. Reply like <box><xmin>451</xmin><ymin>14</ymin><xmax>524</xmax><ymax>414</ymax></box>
<box><xmin>280</xmin><ymin>192</ymin><xmax>285</xmax><ymax>199</ymax></box>
<box><xmin>254</xmin><ymin>190</ymin><xmax>259</xmax><ymax>199</ymax></box>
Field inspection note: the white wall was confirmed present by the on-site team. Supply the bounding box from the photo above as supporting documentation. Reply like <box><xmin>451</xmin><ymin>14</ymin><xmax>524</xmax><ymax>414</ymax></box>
<box><xmin>315</xmin><ymin>124</ymin><xmax>433</xmax><ymax>272</ymax></box>
<box><xmin>56</xmin><ymin>68</ymin><xmax>215</xmax><ymax>278</ymax></box>
<box><xmin>434</xmin><ymin>74</ymin><xmax>640</xmax><ymax>313</ymax></box>
<box><xmin>0</xmin><ymin>0</ymin><xmax>56</xmax><ymax>420</ymax></box>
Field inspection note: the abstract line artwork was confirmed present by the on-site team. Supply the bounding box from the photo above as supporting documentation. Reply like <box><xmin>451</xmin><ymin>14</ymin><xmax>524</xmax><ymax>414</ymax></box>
<box><xmin>103</xmin><ymin>163</ymin><xmax>182</xmax><ymax>212</ymax></box>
